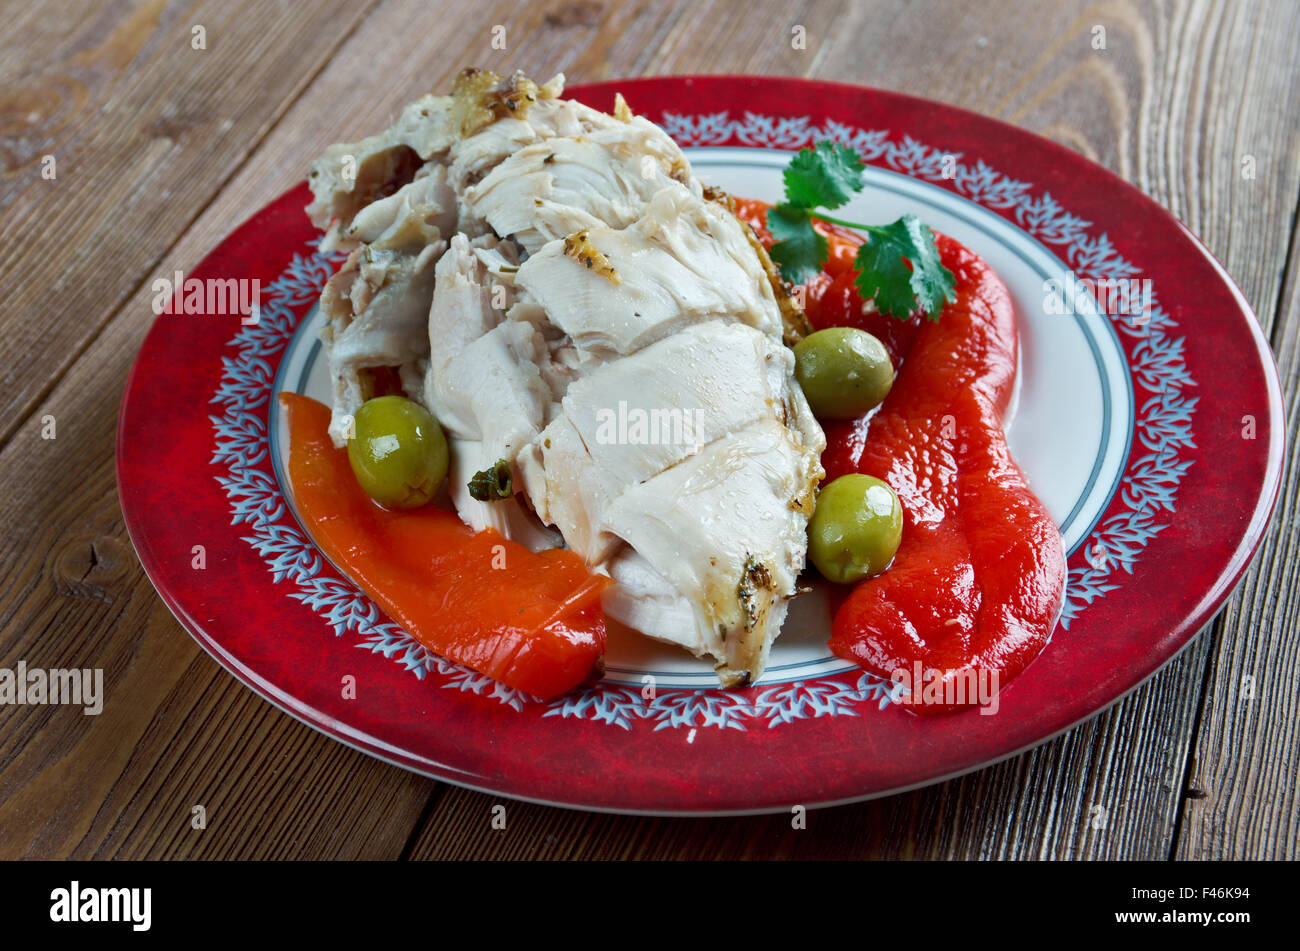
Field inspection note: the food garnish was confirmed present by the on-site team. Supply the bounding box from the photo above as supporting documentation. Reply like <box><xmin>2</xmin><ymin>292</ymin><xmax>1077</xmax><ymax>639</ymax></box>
<box><xmin>807</xmin><ymin>474</ymin><xmax>902</xmax><ymax>584</ymax></box>
<box><xmin>468</xmin><ymin>459</ymin><xmax>514</xmax><ymax>502</ymax></box>
<box><xmin>746</xmin><ymin>198</ymin><xmax>1066</xmax><ymax>710</ymax></box>
<box><xmin>821</xmin><ymin>232</ymin><xmax>1066</xmax><ymax>713</ymax></box>
<box><xmin>767</xmin><ymin>141</ymin><xmax>956</xmax><ymax>320</ymax></box>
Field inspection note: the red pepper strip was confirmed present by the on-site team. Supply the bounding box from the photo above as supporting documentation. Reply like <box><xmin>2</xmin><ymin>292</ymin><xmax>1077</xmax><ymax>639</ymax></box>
<box><xmin>280</xmin><ymin>393</ymin><xmax>610</xmax><ymax>700</ymax></box>
<box><xmin>735</xmin><ymin>197</ymin><xmax>1065</xmax><ymax>712</ymax></box>
<box><xmin>826</xmin><ymin>236</ymin><xmax>1065</xmax><ymax>713</ymax></box>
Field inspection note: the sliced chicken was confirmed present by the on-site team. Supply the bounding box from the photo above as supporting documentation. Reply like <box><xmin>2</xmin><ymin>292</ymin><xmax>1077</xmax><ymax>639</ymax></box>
<box><xmin>508</xmin><ymin>188</ymin><xmax>824</xmax><ymax>684</ymax></box>
<box><xmin>517</xmin><ymin>320</ymin><xmax>803</xmax><ymax>562</ymax></box>
<box><xmin>512</xmin><ymin>188</ymin><xmax>784</xmax><ymax>358</ymax></box>
<box><xmin>421</xmin><ymin>234</ymin><xmax>560</xmax><ymax>551</ymax></box>
<box><xmin>309</xmin><ymin>69</ymin><xmax>825</xmax><ymax>687</ymax></box>
<box><xmin>306</xmin><ymin>95</ymin><xmax>456</xmax><ymax>250</ymax></box>
<box><xmin>515</xmin><ymin>318</ymin><xmax>823</xmax><ymax>684</ymax></box>
<box><xmin>464</xmin><ymin>125</ymin><xmax>699</xmax><ymax>254</ymax></box>
<box><xmin>602</xmin><ymin>417</ymin><xmax>819</xmax><ymax>685</ymax></box>
<box><xmin>307</xmin><ymin>69</ymin><xmax>567</xmax><ymax>248</ymax></box>
<box><xmin>318</xmin><ymin>167</ymin><xmax>458</xmax><ymax>445</ymax></box>
<box><xmin>309</xmin><ymin>69</ymin><xmax>701</xmax><ymax>444</ymax></box>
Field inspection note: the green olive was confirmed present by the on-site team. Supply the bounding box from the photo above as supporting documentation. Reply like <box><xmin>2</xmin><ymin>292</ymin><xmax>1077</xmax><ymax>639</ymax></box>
<box><xmin>346</xmin><ymin>395</ymin><xmax>448</xmax><ymax>509</ymax></box>
<box><xmin>793</xmin><ymin>327</ymin><xmax>894</xmax><ymax>419</ymax></box>
<box><xmin>808</xmin><ymin>474</ymin><xmax>903</xmax><ymax>584</ymax></box>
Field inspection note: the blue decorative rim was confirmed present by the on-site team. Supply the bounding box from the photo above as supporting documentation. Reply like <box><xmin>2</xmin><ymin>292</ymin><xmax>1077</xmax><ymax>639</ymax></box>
<box><xmin>211</xmin><ymin>114</ymin><xmax>1195</xmax><ymax>731</ymax></box>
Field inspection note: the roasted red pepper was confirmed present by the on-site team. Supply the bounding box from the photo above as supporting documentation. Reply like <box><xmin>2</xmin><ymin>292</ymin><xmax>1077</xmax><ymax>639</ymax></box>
<box><xmin>737</xmin><ymin>198</ymin><xmax>1066</xmax><ymax>713</ymax></box>
<box><xmin>280</xmin><ymin>392</ymin><xmax>610</xmax><ymax>700</ymax></box>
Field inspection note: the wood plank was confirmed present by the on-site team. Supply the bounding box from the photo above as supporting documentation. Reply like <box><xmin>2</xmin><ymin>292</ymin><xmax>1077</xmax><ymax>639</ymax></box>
<box><xmin>0</xmin><ymin>0</ymin><xmax>376</xmax><ymax>450</ymax></box>
<box><xmin>0</xmin><ymin>338</ymin><xmax>440</xmax><ymax>858</ymax></box>
<box><xmin>1174</xmin><ymin>210</ymin><xmax>1300</xmax><ymax>860</ymax></box>
<box><xmin>0</xmin><ymin>0</ymin><xmax>460</xmax><ymax>860</ymax></box>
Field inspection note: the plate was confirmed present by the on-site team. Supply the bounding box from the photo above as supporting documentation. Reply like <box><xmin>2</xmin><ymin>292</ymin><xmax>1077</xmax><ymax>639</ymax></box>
<box><xmin>118</xmin><ymin>76</ymin><xmax>1285</xmax><ymax>814</ymax></box>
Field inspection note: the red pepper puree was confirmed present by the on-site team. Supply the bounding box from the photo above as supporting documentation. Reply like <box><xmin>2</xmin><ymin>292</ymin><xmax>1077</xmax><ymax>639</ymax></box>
<box><xmin>279</xmin><ymin>392</ymin><xmax>609</xmax><ymax>700</ymax></box>
<box><xmin>737</xmin><ymin>197</ymin><xmax>1067</xmax><ymax>714</ymax></box>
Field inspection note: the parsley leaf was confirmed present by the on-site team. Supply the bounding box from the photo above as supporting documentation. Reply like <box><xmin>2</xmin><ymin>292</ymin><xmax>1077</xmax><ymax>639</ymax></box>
<box><xmin>854</xmin><ymin>215</ymin><xmax>956</xmax><ymax>320</ymax></box>
<box><xmin>468</xmin><ymin>459</ymin><xmax>513</xmax><ymax>502</ymax></box>
<box><xmin>782</xmin><ymin>141</ymin><xmax>865</xmax><ymax>210</ymax></box>
<box><xmin>767</xmin><ymin>203</ymin><xmax>827</xmax><ymax>286</ymax></box>
<box><xmin>764</xmin><ymin>141</ymin><xmax>956</xmax><ymax>322</ymax></box>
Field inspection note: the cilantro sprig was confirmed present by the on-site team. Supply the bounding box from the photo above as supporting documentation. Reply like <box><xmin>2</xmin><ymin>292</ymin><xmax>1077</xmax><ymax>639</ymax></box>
<box><xmin>767</xmin><ymin>141</ymin><xmax>956</xmax><ymax>321</ymax></box>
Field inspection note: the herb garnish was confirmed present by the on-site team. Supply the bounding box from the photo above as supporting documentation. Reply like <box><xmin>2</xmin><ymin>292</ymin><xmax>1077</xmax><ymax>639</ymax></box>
<box><xmin>468</xmin><ymin>459</ymin><xmax>513</xmax><ymax>501</ymax></box>
<box><xmin>767</xmin><ymin>141</ymin><xmax>956</xmax><ymax>320</ymax></box>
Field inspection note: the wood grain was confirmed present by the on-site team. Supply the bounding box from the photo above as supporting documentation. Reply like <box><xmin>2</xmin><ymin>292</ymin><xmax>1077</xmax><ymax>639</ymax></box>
<box><xmin>0</xmin><ymin>0</ymin><xmax>450</xmax><ymax>860</ymax></box>
<box><xmin>0</xmin><ymin>216</ymin><xmax>440</xmax><ymax>858</ymax></box>
<box><xmin>0</xmin><ymin>0</ymin><xmax>1296</xmax><ymax>860</ymax></box>
<box><xmin>1174</xmin><ymin>207</ymin><xmax>1300</xmax><ymax>861</ymax></box>
<box><xmin>0</xmin><ymin>0</ymin><xmax>377</xmax><ymax>449</ymax></box>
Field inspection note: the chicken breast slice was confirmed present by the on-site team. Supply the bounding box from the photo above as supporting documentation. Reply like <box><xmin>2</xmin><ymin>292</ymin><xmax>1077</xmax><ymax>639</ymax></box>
<box><xmin>312</xmin><ymin>70</ymin><xmax>695</xmax><ymax>444</ymax></box>
<box><xmin>318</xmin><ymin>168</ymin><xmax>460</xmax><ymax>446</ymax></box>
<box><xmin>445</xmin><ymin>89</ymin><xmax>671</xmax><ymax>196</ymax></box>
<box><xmin>464</xmin><ymin>124</ymin><xmax>699</xmax><ymax>255</ymax></box>
<box><xmin>334</xmin><ymin>164</ymin><xmax>457</xmax><ymax>251</ymax></box>
<box><xmin>512</xmin><ymin>188</ymin><xmax>784</xmax><ymax>358</ymax></box>
<box><xmin>600</xmin><ymin>418</ymin><xmax>820</xmax><ymax>686</ymax></box>
<box><xmin>306</xmin><ymin>95</ymin><xmax>457</xmax><ymax>248</ymax></box>
<box><xmin>424</xmin><ymin>234</ymin><xmax>559</xmax><ymax>550</ymax></box>
<box><xmin>321</xmin><ymin>240</ymin><xmax>444</xmax><ymax>447</ymax></box>
<box><xmin>307</xmin><ymin>69</ymin><xmax>570</xmax><ymax>247</ymax></box>
<box><xmin>517</xmin><ymin>320</ymin><xmax>803</xmax><ymax>562</ymax></box>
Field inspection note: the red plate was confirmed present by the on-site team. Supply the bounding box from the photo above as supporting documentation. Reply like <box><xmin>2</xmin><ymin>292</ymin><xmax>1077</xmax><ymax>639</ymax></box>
<box><xmin>118</xmin><ymin>77</ymin><xmax>1284</xmax><ymax>814</ymax></box>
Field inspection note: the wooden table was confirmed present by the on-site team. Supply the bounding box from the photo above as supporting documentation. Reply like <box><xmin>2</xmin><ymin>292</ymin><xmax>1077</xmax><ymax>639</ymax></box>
<box><xmin>1</xmin><ymin>0</ymin><xmax>1296</xmax><ymax>860</ymax></box>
